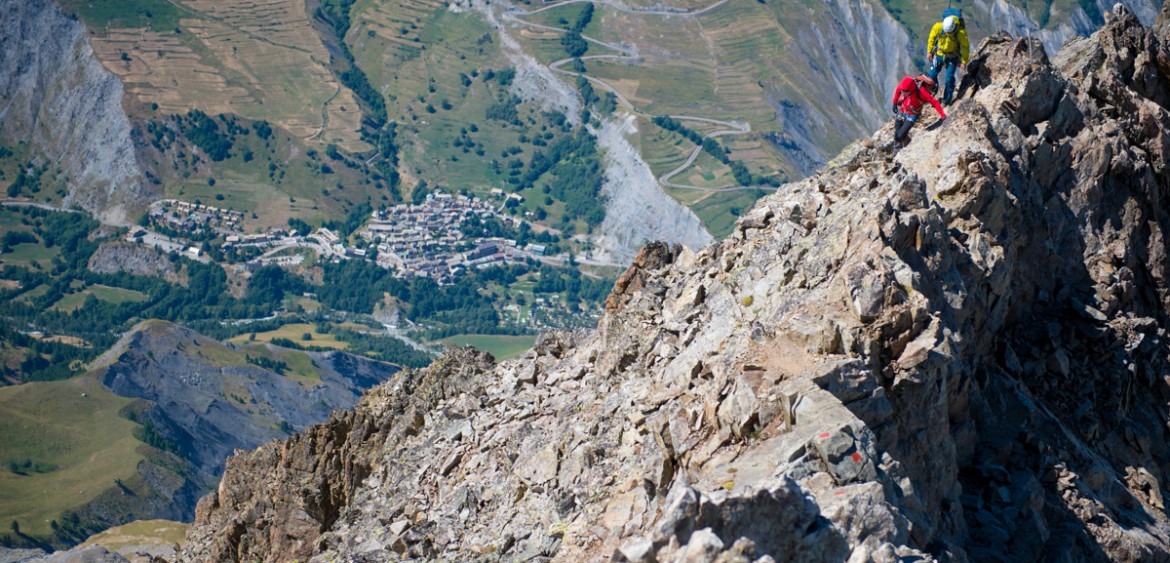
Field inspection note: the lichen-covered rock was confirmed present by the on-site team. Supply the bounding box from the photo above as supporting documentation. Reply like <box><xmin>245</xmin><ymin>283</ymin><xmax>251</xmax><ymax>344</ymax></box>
<box><xmin>182</xmin><ymin>8</ymin><xmax>1170</xmax><ymax>562</ymax></box>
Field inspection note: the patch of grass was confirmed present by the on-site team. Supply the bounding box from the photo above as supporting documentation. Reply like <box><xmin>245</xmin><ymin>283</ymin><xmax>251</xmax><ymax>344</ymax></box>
<box><xmin>49</xmin><ymin>292</ymin><xmax>89</xmax><ymax>313</ymax></box>
<box><xmin>0</xmin><ymin>376</ymin><xmax>143</xmax><ymax>538</ymax></box>
<box><xmin>87</xmin><ymin>285</ymin><xmax>150</xmax><ymax>305</ymax></box>
<box><xmin>80</xmin><ymin>519</ymin><xmax>189</xmax><ymax>552</ymax></box>
<box><xmin>236</xmin><ymin>344</ymin><xmax>322</xmax><ymax>385</ymax></box>
<box><xmin>13</xmin><ymin>284</ymin><xmax>49</xmax><ymax>305</ymax></box>
<box><xmin>51</xmin><ymin>285</ymin><xmax>149</xmax><ymax>313</ymax></box>
<box><xmin>177</xmin><ymin>334</ymin><xmax>250</xmax><ymax>368</ymax></box>
<box><xmin>0</xmin><ymin>209</ymin><xmax>33</xmax><ymax>233</ymax></box>
<box><xmin>292</xmin><ymin>297</ymin><xmax>321</xmax><ymax>313</ymax></box>
<box><xmin>439</xmin><ymin>334</ymin><xmax>536</xmax><ymax>360</ymax></box>
<box><xmin>271</xmin><ymin>348</ymin><xmax>323</xmax><ymax>385</ymax></box>
<box><xmin>674</xmin><ymin>187</ymin><xmax>768</xmax><ymax>240</ymax></box>
<box><xmin>518</xmin><ymin>2</ymin><xmax>591</xmax><ymax>30</ymax></box>
<box><xmin>227</xmin><ymin>323</ymin><xmax>349</xmax><ymax>350</ymax></box>
<box><xmin>58</xmin><ymin>0</ymin><xmax>184</xmax><ymax>32</ymax></box>
<box><xmin>2</xmin><ymin>243</ymin><xmax>59</xmax><ymax>268</ymax></box>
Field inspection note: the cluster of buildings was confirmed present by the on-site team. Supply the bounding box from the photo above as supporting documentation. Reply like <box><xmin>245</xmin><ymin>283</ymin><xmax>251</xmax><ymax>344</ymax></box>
<box><xmin>224</xmin><ymin>231</ymin><xmax>294</xmax><ymax>248</ymax></box>
<box><xmin>150</xmin><ymin>199</ymin><xmax>245</xmax><ymax>233</ymax></box>
<box><xmin>138</xmin><ymin>191</ymin><xmax>561</xmax><ymax>283</ymax></box>
<box><xmin>357</xmin><ymin>191</ymin><xmax>542</xmax><ymax>282</ymax></box>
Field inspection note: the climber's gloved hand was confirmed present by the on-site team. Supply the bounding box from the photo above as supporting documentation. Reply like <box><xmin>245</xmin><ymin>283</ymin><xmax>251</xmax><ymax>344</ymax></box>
<box><xmin>891</xmin><ymin>104</ymin><xmax>898</xmax><ymax>115</ymax></box>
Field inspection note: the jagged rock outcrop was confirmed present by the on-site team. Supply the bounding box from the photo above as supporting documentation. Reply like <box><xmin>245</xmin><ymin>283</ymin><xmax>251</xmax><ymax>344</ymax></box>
<box><xmin>181</xmin><ymin>9</ymin><xmax>1170</xmax><ymax>562</ymax></box>
<box><xmin>0</xmin><ymin>0</ymin><xmax>151</xmax><ymax>224</ymax></box>
<box><xmin>88</xmin><ymin>242</ymin><xmax>186</xmax><ymax>286</ymax></box>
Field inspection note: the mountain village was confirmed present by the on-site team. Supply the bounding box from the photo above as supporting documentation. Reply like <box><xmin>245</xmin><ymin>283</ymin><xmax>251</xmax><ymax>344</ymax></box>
<box><xmin>140</xmin><ymin>190</ymin><xmax>561</xmax><ymax>284</ymax></box>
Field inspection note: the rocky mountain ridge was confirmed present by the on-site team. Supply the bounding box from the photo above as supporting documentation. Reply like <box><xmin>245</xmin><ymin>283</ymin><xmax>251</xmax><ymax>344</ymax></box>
<box><xmin>178</xmin><ymin>5</ymin><xmax>1170</xmax><ymax>562</ymax></box>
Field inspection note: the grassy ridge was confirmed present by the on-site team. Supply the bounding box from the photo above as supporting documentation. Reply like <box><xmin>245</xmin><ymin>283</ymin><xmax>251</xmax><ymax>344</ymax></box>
<box><xmin>0</xmin><ymin>376</ymin><xmax>142</xmax><ymax>538</ymax></box>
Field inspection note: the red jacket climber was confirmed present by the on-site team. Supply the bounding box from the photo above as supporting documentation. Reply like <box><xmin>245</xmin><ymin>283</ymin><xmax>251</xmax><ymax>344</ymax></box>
<box><xmin>891</xmin><ymin>75</ymin><xmax>946</xmax><ymax>142</ymax></box>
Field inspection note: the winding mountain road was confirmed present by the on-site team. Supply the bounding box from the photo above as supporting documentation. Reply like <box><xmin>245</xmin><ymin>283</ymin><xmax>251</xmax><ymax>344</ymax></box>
<box><xmin>0</xmin><ymin>200</ymin><xmax>82</xmax><ymax>213</ymax></box>
<box><xmin>503</xmin><ymin>0</ymin><xmax>776</xmax><ymax>193</ymax></box>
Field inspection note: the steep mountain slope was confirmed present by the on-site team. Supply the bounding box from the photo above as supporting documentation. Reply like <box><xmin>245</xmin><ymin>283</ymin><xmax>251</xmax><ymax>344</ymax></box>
<box><xmin>181</xmin><ymin>8</ymin><xmax>1170</xmax><ymax>561</ymax></box>
<box><xmin>92</xmin><ymin>320</ymin><xmax>401</xmax><ymax>494</ymax></box>
<box><xmin>978</xmin><ymin>0</ymin><xmax>1158</xmax><ymax>53</ymax></box>
<box><xmin>0</xmin><ymin>0</ymin><xmax>150</xmax><ymax>224</ymax></box>
<box><xmin>0</xmin><ymin>320</ymin><xmax>401</xmax><ymax>549</ymax></box>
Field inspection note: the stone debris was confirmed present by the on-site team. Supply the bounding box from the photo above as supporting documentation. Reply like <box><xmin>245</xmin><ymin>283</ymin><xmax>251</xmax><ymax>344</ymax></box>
<box><xmin>181</xmin><ymin>9</ymin><xmax>1170</xmax><ymax>563</ymax></box>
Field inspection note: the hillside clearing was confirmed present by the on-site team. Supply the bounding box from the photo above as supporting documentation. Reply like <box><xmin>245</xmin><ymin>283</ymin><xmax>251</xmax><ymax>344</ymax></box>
<box><xmin>439</xmin><ymin>334</ymin><xmax>537</xmax><ymax>361</ymax></box>
<box><xmin>0</xmin><ymin>376</ymin><xmax>143</xmax><ymax>538</ymax></box>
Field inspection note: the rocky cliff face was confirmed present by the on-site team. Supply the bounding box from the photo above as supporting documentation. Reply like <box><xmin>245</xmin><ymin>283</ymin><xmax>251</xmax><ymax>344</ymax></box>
<box><xmin>593</xmin><ymin>116</ymin><xmax>715</xmax><ymax>264</ymax></box>
<box><xmin>180</xmin><ymin>8</ymin><xmax>1170</xmax><ymax>562</ymax></box>
<box><xmin>980</xmin><ymin>0</ymin><xmax>1159</xmax><ymax>55</ymax></box>
<box><xmin>0</xmin><ymin>0</ymin><xmax>151</xmax><ymax>224</ymax></box>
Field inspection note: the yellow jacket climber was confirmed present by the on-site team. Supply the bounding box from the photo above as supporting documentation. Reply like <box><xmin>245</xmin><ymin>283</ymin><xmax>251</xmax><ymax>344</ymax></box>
<box><xmin>926</xmin><ymin>14</ymin><xmax>970</xmax><ymax>105</ymax></box>
<box><xmin>926</xmin><ymin>19</ymin><xmax>970</xmax><ymax>64</ymax></box>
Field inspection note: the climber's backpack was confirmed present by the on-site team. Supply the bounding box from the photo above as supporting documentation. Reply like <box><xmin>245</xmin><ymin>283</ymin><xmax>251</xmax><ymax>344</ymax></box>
<box><xmin>942</xmin><ymin>7</ymin><xmax>964</xmax><ymax>30</ymax></box>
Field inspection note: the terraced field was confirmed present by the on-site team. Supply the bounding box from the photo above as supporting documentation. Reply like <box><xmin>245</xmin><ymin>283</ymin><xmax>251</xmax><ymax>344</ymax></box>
<box><xmin>638</xmin><ymin>121</ymin><xmax>693</xmax><ymax>178</ymax></box>
<box><xmin>67</xmin><ymin>0</ymin><xmax>367</xmax><ymax>151</ymax></box>
<box><xmin>353</xmin><ymin>0</ymin><xmax>447</xmax><ymax>59</ymax></box>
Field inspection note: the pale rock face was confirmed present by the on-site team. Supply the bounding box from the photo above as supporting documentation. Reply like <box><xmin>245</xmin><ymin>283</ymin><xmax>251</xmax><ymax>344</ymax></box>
<box><xmin>979</xmin><ymin>0</ymin><xmax>1158</xmax><ymax>55</ymax></box>
<box><xmin>593</xmin><ymin>115</ymin><xmax>714</xmax><ymax>264</ymax></box>
<box><xmin>182</xmin><ymin>8</ymin><xmax>1170</xmax><ymax>563</ymax></box>
<box><xmin>0</xmin><ymin>0</ymin><xmax>151</xmax><ymax>224</ymax></box>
